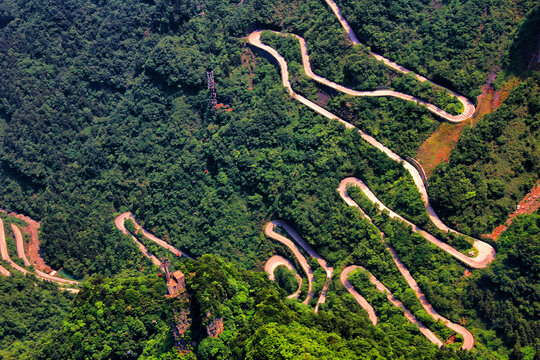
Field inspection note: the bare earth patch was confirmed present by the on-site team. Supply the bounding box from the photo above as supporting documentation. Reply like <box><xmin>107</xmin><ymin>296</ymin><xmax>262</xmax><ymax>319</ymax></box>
<box><xmin>483</xmin><ymin>180</ymin><xmax>540</xmax><ymax>241</ymax></box>
<box><xmin>416</xmin><ymin>79</ymin><xmax>518</xmax><ymax>177</ymax></box>
<box><xmin>0</xmin><ymin>210</ymin><xmax>51</xmax><ymax>273</ymax></box>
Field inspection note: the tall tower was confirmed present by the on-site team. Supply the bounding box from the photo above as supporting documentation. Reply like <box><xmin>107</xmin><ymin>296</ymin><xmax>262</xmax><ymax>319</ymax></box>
<box><xmin>206</xmin><ymin>70</ymin><xmax>217</xmax><ymax>107</ymax></box>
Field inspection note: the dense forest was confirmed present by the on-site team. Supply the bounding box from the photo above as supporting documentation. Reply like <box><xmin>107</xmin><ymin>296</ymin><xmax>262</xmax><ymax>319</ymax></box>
<box><xmin>333</xmin><ymin>0</ymin><xmax>537</xmax><ymax>97</ymax></box>
<box><xmin>429</xmin><ymin>73</ymin><xmax>539</xmax><ymax>235</ymax></box>
<box><xmin>0</xmin><ymin>0</ymin><xmax>538</xmax><ymax>358</ymax></box>
<box><xmin>1</xmin><ymin>255</ymin><xmax>481</xmax><ymax>359</ymax></box>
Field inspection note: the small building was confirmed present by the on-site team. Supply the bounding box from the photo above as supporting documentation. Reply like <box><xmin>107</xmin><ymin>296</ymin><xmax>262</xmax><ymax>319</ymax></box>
<box><xmin>166</xmin><ymin>270</ymin><xmax>186</xmax><ymax>297</ymax></box>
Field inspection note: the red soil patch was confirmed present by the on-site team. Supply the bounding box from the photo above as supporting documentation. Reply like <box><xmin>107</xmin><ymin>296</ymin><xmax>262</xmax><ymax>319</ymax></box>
<box><xmin>0</xmin><ymin>210</ymin><xmax>52</xmax><ymax>272</ymax></box>
<box><xmin>416</xmin><ymin>79</ymin><xmax>518</xmax><ymax>176</ymax></box>
<box><xmin>483</xmin><ymin>180</ymin><xmax>540</xmax><ymax>241</ymax></box>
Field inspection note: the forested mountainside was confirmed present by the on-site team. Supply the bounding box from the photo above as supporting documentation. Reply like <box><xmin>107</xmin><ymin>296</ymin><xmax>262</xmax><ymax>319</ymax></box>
<box><xmin>0</xmin><ymin>0</ymin><xmax>538</xmax><ymax>358</ymax></box>
<box><xmin>333</xmin><ymin>0</ymin><xmax>537</xmax><ymax>98</ymax></box>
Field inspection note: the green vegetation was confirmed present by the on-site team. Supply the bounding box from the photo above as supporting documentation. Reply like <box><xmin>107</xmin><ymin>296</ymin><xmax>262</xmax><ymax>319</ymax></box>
<box><xmin>13</xmin><ymin>273</ymin><xmax>180</xmax><ymax>360</ymax></box>
<box><xmin>274</xmin><ymin>265</ymin><xmax>300</xmax><ymax>295</ymax></box>
<box><xmin>429</xmin><ymin>74</ymin><xmax>539</xmax><ymax>235</ymax></box>
<box><xmin>3</xmin><ymin>255</ymin><xmax>480</xmax><ymax>359</ymax></box>
<box><xmin>259</xmin><ymin>30</ymin><xmax>457</xmax><ymax>157</ymax></box>
<box><xmin>334</xmin><ymin>0</ymin><xmax>537</xmax><ymax>97</ymax></box>
<box><xmin>0</xmin><ymin>0</ymin><xmax>537</xmax><ymax>358</ymax></box>
<box><xmin>466</xmin><ymin>213</ymin><xmax>540</xmax><ymax>356</ymax></box>
<box><xmin>0</xmin><ymin>274</ymin><xmax>73</xmax><ymax>357</ymax></box>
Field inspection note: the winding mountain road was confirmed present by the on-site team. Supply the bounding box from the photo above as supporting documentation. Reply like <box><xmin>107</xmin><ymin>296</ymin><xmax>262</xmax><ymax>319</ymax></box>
<box><xmin>248</xmin><ymin>20</ymin><xmax>485</xmax><ymax>349</ymax></box>
<box><xmin>0</xmin><ymin>264</ymin><xmax>10</xmax><ymax>277</ymax></box>
<box><xmin>341</xmin><ymin>265</ymin><xmax>443</xmax><ymax>347</ymax></box>
<box><xmin>339</xmin><ymin>178</ymin><xmax>495</xmax><ymax>268</ymax></box>
<box><xmin>248</xmin><ymin>31</ymin><xmax>495</xmax><ymax>268</ymax></box>
<box><xmin>115</xmin><ymin>212</ymin><xmax>193</xmax><ymax>269</ymax></box>
<box><xmin>322</xmin><ymin>0</ymin><xmax>475</xmax><ymax>122</ymax></box>
<box><xmin>265</xmin><ymin>221</ymin><xmax>333</xmax><ymax>312</ymax></box>
<box><xmin>0</xmin><ymin>218</ymin><xmax>79</xmax><ymax>289</ymax></box>
<box><xmin>264</xmin><ymin>221</ymin><xmax>314</xmax><ymax>305</ymax></box>
<box><xmin>264</xmin><ymin>255</ymin><xmax>303</xmax><ymax>299</ymax></box>
<box><xmin>338</xmin><ymin>182</ymin><xmax>475</xmax><ymax>350</ymax></box>
<box><xmin>12</xmin><ymin>223</ymin><xmax>31</xmax><ymax>267</ymax></box>
<box><xmin>264</xmin><ymin>30</ymin><xmax>474</xmax><ymax>123</ymax></box>
<box><xmin>340</xmin><ymin>265</ymin><xmax>377</xmax><ymax>325</ymax></box>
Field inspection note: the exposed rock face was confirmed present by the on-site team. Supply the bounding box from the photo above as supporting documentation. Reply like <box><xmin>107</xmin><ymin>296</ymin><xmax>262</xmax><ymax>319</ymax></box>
<box><xmin>173</xmin><ymin>309</ymin><xmax>192</xmax><ymax>354</ymax></box>
<box><xmin>205</xmin><ymin>312</ymin><xmax>224</xmax><ymax>338</ymax></box>
<box><xmin>206</xmin><ymin>317</ymin><xmax>224</xmax><ymax>338</ymax></box>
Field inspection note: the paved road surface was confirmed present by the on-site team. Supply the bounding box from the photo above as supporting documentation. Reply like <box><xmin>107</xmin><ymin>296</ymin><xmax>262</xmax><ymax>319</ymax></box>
<box><xmin>270</xmin><ymin>221</ymin><xmax>334</xmax><ymax>313</ymax></box>
<box><xmin>264</xmin><ymin>255</ymin><xmax>303</xmax><ymax>299</ymax></box>
<box><xmin>341</xmin><ymin>265</ymin><xmax>443</xmax><ymax>346</ymax></box>
<box><xmin>115</xmin><ymin>213</ymin><xmax>164</xmax><ymax>267</ymax></box>
<box><xmin>115</xmin><ymin>212</ymin><xmax>193</xmax><ymax>269</ymax></box>
<box><xmin>0</xmin><ymin>264</ymin><xmax>10</xmax><ymax>277</ymax></box>
<box><xmin>338</xmin><ymin>182</ymin><xmax>475</xmax><ymax>350</ymax></box>
<box><xmin>248</xmin><ymin>32</ymin><xmax>479</xmax><ymax>349</ymax></box>
<box><xmin>340</xmin><ymin>266</ymin><xmax>377</xmax><ymax>325</ymax></box>
<box><xmin>322</xmin><ymin>0</ymin><xmax>475</xmax><ymax>122</ymax></box>
<box><xmin>265</xmin><ymin>221</ymin><xmax>314</xmax><ymax>305</ymax></box>
<box><xmin>12</xmin><ymin>224</ymin><xmax>31</xmax><ymax>267</ymax></box>
<box><xmin>339</xmin><ymin>178</ymin><xmax>495</xmax><ymax>269</ymax></box>
<box><xmin>248</xmin><ymin>31</ymin><xmax>494</xmax><ymax>268</ymax></box>
<box><xmin>265</xmin><ymin>30</ymin><xmax>474</xmax><ymax>123</ymax></box>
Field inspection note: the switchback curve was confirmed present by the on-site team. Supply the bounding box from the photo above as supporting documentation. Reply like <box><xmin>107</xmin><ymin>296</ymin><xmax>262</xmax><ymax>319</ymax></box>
<box><xmin>247</xmin><ymin>31</ymin><xmax>495</xmax><ymax>269</ymax></box>
<box><xmin>263</xmin><ymin>30</ymin><xmax>474</xmax><ymax>122</ymax></box>
<box><xmin>340</xmin><ymin>265</ymin><xmax>377</xmax><ymax>325</ymax></box>
<box><xmin>248</xmin><ymin>29</ymin><xmax>481</xmax><ymax>350</ymax></box>
<box><xmin>338</xmin><ymin>183</ymin><xmax>475</xmax><ymax>350</ymax></box>
<box><xmin>265</xmin><ymin>221</ymin><xmax>334</xmax><ymax>312</ymax></box>
<box><xmin>264</xmin><ymin>255</ymin><xmax>303</xmax><ymax>299</ymax></box>
<box><xmin>339</xmin><ymin>178</ymin><xmax>495</xmax><ymax>268</ymax></box>
<box><xmin>114</xmin><ymin>212</ymin><xmax>193</xmax><ymax>269</ymax></box>
<box><xmin>341</xmin><ymin>265</ymin><xmax>442</xmax><ymax>346</ymax></box>
<box><xmin>322</xmin><ymin>0</ymin><xmax>475</xmax><ymax>121</ymax></box>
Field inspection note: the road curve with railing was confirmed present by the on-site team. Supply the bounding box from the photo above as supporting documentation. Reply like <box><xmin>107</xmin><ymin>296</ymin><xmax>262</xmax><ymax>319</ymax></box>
<box><xmin>248</xmin><ymin>29</ymin><xmax>484</xmax><ymax>350</ymax></box>
<box><xmin>265</xmin><ymin>221</ymin><xmax>333</xmax><ymax>312</ymax></box>
<box><xmin>338</xmin><ymin>178</ymin><xmax>495</xmax><ymax>268</ymax></box>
